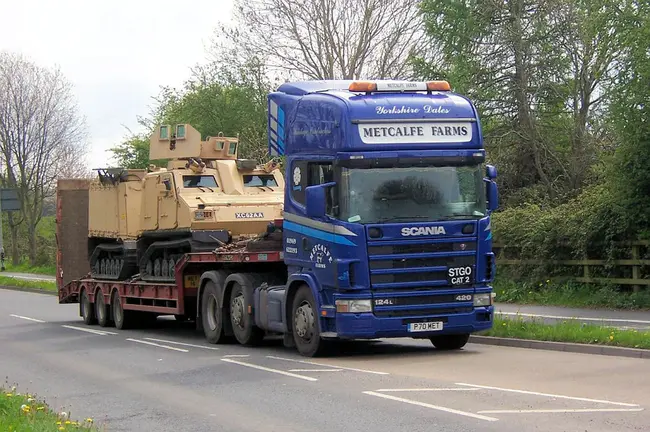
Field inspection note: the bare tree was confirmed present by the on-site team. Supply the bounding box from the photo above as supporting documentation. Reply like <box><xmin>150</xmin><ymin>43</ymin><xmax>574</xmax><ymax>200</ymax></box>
<box><xmin>0</xmin><ymin>51</ymin><xmax>88</xmax><ymax>265</ymax></box>
<box><xmin>212</xmin><ymin>0</ymin><xmax>428</xmax><ymax>80</ymax></box>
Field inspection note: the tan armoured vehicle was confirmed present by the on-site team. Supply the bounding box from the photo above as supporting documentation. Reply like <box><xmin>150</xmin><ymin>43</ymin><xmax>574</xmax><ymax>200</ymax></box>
<box><xmin>87</xmin><ymin>124</ymin><xmax>285</xmax><ymax>282</ymax></box>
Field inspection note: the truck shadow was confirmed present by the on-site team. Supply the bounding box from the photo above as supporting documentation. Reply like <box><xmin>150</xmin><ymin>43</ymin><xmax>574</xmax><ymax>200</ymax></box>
<box><xmin>100</xmin><ymin>316</ymin><xmax>481</xmax><ymax>359</ymax></box>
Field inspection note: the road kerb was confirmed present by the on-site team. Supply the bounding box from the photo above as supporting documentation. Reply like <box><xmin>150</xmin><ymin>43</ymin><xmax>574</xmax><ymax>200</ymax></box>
<box><xmin>469</xmin><ymin>335</ymin><xmax>650</xmax><ymax>359</ymax></box>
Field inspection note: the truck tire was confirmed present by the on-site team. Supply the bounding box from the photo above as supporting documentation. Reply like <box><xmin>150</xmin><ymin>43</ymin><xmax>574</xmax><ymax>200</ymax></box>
<box><xmin>80</xmin><ymin>289</ymin><xmax>96</xmax><ymax>325</ymax></box>
<box><xmin>430</xmin><ymin>333</ymin><xmax>470</xmax><ymax>350</ymax></box>
<box><xmin>229</xmin><ymin>279</ymin><xmax>264</xmax><ymax>346</ymax></box>
<box><xmin>201</xmin><ymin>280</ymin><xmax>226</xmax><ymax>344</ymax></box>
<box><xmin>95</xmin><ymin>290</ymin><xmax>111</xmax><ymax>327</ymax></box>
<box><xmin>111</xmin><ymin>290</ymin><xmax>135</xmax><ymax>330</ymax></box>
<box><xmin>291</xmin><ymin>284</ymin><xmax>329</xmax><ymax>357</ymax></box>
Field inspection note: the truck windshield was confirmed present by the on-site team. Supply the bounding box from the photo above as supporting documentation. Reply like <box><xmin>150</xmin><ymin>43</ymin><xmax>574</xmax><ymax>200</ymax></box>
<box><xmin>183</xmin><ymin>175</ymin><xmax>218</xmax><ymax>188</ymax></box>
<box><xmin>339</xmin><ymin>165</ymin><xmax>486</xmax><ymax>223</ymax></box>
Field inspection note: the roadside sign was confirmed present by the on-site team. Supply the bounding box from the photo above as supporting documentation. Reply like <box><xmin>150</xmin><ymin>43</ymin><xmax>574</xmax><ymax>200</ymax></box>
<box><xmin>0</xmin><ymin>188</ymin><xmax>20</xmax><ymax>212</ymax></box>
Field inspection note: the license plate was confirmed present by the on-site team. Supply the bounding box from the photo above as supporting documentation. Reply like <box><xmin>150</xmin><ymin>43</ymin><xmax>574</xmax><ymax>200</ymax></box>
<box><xmin>408</xmin><ymin>321</ymin><xmax>443</xmax><ymax>332</ymax></box>
<box><xmin>448</xmin><ymin>266</ymin><xmax>474</xmax><ymax>286</ymax></box>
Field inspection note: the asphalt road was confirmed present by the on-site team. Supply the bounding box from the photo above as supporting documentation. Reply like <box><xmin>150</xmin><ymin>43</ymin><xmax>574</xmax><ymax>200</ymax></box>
<box><xmin>1</xmin><ymin>288</ymin><xmax>649</xmax><ymax>432</ymax></box>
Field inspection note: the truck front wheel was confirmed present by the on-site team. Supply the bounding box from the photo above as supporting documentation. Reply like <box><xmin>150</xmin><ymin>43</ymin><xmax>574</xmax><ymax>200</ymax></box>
<box><xmin>291</xmin><ymin>285</ymin><xmax>329</xmax><ymax>357</ymax></box>
<box><xmin>430</xmin><ymin>333</ymin><xmax>470</xmax><ymax>350</ymax></box>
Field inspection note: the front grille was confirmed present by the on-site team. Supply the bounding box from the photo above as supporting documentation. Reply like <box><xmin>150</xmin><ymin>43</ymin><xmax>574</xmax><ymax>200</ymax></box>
<box><xmin>374</xmin><ymin>307</ymin><xmax>474</xmax><ymax>318</ymax></box>
<box><xmin>368</xmin><ymin>237</ymin><xmax>478</xmax><ymax>318</ymax></box>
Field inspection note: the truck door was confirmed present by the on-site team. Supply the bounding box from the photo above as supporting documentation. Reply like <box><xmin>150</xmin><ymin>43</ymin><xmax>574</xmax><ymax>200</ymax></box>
<box><xmin>142</xmin><ymin>175</ymin><xmax>159</xmax><ymax>231</ymax></box>
<box><xmin>158</xmin><ymin>173</ymin><xmax>178</xmax><ymax>230</ymax></box>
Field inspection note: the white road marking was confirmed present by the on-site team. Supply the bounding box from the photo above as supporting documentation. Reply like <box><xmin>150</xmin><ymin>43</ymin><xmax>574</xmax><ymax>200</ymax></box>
<box><xmin>61</xmin><ymin>325</ymin><xmax>117</xmax><ymax>336</ymax></box>
<box><xmin>289</xmin><ymin>369</ymin><xmax>343</xmax><ymax>372</ymax></box>
<box><xmin>496</xmin><ymin>311</ymin><xmax>650</xmax><ymax>325</ymax></box>
<box><xmin>143</xmin><ymin>338</ymin><xmax>220</xmax><ymax>350</ymax></box>
<box><xmin>456</xmin><ymin>383</ymin><xmax>640</xmax><ymax>407</ymax></box>
<box><xmin>376</xmin><ymin>388</ymin><xmax>480</xmax><ymax>392</ymax></box>
<box><xmin>363</xmin><ymin>391</ymin><xmax>498</xmax><ymax>422</ymax></box>
<box><xmin>222</xmin><ymin>354</ymin><xmax>250</xmax><ymax>358</ymax></box>
<box><xmin>9</xmin><ymin>314</ymin><xmax>46</xmax><ymax>323</ymax></box>
<box><xmin>221</xmin><ymin>358</ymin><xmax>318</xmax><ymax>382</ymax></box>
<box><xmin>266</xmin><ymin>355</ymin><xmax>389</xmax><ymax>375</ymax></box>
<box><xmin>478</xmin><ymin>408</ymin><xmax>644</xmax><ymax>414</ymax></box>
<box><xmin>126</xmin><ymin>338</ymin><xmax>189</xmax><ymax>352</ymax></box>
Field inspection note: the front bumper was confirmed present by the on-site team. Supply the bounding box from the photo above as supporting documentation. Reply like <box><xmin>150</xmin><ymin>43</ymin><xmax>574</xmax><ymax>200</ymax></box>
<box><xmin>328</xmin><ymin>306</ymin><xmax>494</xmax><ymax>339</ymax></box>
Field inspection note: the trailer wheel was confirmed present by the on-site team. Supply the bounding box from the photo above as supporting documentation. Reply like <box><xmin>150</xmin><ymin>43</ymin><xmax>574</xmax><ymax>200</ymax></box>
<box><xmin>80</xmin><ymin>289</ymin><xmax>96</xmax><ymax>325</ymax></box>
<box><xmin>201</xmin><ymin>280</ymin><xmax>226</xmax><ymax>344</ymax></box>
<box><xmin>291</xmin><ymin>285</ymin><xmax>329</xmax><ymax>357</ymax></box>
<box><xmin>111</xmin><ymin>290</ymin><xmax>135</xmax><ymax>330</ymax></box>
<box><xmin>95</xmin><ymin>290</ymin><xmax>111</xmax><ymax>327</ymax></box>
<box><xmin>229</xmin><ymin>281</ymin><xmax>264</xmax><ymax>346</ymax></box>
<box><xmin>430</xmin><ymin>333</ymin><xmax>470</xmax><ymax>350</ymax></box>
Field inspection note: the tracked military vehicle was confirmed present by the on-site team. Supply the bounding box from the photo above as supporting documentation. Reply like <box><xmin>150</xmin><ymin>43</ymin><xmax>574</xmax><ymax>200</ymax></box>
<box><xmin>87</xmin><ymin>124</ymin><xmax>285</xmax><ymax>283</ymax></box>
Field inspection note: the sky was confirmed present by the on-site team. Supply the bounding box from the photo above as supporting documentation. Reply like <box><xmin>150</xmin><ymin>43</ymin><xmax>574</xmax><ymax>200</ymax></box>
<box><xmin>0</xmin><ymin>0</ymin><xmax>235</xmax><ymax>170</ymax></box>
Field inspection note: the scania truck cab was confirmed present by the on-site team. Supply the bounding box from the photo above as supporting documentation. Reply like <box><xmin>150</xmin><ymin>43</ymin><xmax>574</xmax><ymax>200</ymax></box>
<box><xmin>267</xmin><ymin>79</ymin><xmax>499</xmax><ymax>356</ymax></box>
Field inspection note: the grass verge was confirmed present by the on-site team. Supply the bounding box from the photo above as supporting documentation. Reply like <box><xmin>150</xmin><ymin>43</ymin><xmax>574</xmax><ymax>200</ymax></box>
<box><xmin>480</xmin><ymin>316</ymin><xmax>650</xmax><ymax>350</ymax></box>
<box><xmin>0</xmin><ymin>384</ymin><xmax>100</xmax><ymax>431</ymax></box>
<box><xmin>3</xmin><ymin>262</ymin><xmax>57</xmax><ymax>276</ymax></box>
<box><xmin>493</xmin><ymin>275</ymin><xmax>650</xmax><ymax>310</ymax></box>
<box><xmin>0</xmin><ymin>275</ymin><xmax>56</xmax><ymax>292</ymax></box>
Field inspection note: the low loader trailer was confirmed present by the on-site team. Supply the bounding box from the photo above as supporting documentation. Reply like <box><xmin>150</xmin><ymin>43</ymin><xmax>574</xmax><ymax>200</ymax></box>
<box><xmin>57</xmin><ymin>79</ymin><xmax>499</xmax><ymax>357</ymax></box>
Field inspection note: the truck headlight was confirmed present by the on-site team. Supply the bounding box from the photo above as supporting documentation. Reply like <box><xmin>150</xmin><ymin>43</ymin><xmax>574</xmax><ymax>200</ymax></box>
<box><xmin>473</xmin><ymin>293</ymin><xmax>492</xmax><ymax>307</ymax></box>
<box><xmin>335</xmin><ymin>299</ymin><xmax>372</xmax><ymax>313</ymax></box>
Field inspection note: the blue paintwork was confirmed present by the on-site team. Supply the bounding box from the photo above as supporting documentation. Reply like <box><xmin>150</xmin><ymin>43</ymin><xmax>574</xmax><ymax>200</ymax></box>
<box><xmin>264</xmin><ymin>80</ymin><xmax>497</xmax><ymax>343</ymax></box>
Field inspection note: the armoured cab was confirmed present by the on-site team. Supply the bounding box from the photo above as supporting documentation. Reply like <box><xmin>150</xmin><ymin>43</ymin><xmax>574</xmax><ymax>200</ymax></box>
<box><xmin>88</xmin><ymin>123</ymin><xmax>285</xmax><ymax>283</ymax></box>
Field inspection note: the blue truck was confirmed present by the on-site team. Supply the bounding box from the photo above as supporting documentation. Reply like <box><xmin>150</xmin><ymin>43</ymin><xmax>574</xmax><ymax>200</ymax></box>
<box><xmin>57</xmin><ymin>79</ymin><xmax>498</xmax><ymax>358</ymax></box>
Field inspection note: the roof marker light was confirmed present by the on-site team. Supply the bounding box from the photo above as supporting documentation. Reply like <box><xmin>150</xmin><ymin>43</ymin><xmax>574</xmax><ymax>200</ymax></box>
<box><xmin>426</xmin><ymin>81</ymin><xmax>451</xmax><ymax>91</ymax></box>
<box><xmin>349</xmin><ymin>81</ymin><xmax>377</xmax><ymax>92</ymax></box>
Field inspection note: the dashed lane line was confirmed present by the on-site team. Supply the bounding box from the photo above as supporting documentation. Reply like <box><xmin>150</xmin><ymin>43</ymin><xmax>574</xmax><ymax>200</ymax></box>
<box><xmin>375</xmin><ymin>388</ymin><xmax>480</xmax><ymax>392</ymax></box>
<box><xmin>222</xmin><ymin>354</ymin><xmax>250</xmax><ymax>358</ymax></box>
<box><xmin>61</xmin><ymin>325</ymin><xmax>117</xmax><ymax>336</ymax></box>
<box><xmin>266</xmin><ymin>355</ymin><xmax>389</xmax><ymax>375</ymax></box>
<box><xmin>143</xmin><ymin>337</ymin><xmax>220</xmax><ymax>350</ymax></box>
<box><xmin>126</xmin><ymin>338</ymin><xmax>189</xmax><ymax>353</ymax></box>
<box><xmin>221</xmin><ymin>358</ymin><xmax>318</xmax><ymax>382</ymax></box>
<box><xmin>455</xmin><ymin>383</ymin><xmax>641</xmax><ymax>407</ymax></box>
<box><xmin>289</xmin><ymin>369</ymin><xmax>343</xmax><ymax>372</ymax></box>
<box><xmin>363</xmin><ymin>391</ymin><xmax>499</xmax><ymax>422</ymax></box>
<box><xmin>478</xmin><ymin>408</ymin><xmax>644</xmax><ymax>414</ymax></box>
<box><xmin>9</xmin><ymin>314</ymin><xmax>46</xmax><ymax>323</ymax></box>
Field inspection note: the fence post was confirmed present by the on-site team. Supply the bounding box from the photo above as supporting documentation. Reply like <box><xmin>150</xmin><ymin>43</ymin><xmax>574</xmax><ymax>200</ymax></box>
<box><xmin>631</xmin><ymin>244</ymin><xmax>641</xmax><ymax>293</ymax></box>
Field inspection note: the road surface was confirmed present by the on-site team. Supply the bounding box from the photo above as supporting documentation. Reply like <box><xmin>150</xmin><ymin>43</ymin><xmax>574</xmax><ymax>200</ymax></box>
<box><xmin>1</xmin><ymin>288</ymin><xmax>648</xmax><ymax>432</ymax></box>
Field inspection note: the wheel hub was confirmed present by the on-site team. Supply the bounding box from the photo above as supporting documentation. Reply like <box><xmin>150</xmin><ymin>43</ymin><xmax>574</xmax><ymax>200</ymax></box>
<box><xmin>231</xmin><ymin>294</ymin><xmax>244</xmax><ymax>327</ymax></box>
<box><xmin>294</xmin><ymin>302</ymin><xmax>314</xmax><ymax>339</ymax></box>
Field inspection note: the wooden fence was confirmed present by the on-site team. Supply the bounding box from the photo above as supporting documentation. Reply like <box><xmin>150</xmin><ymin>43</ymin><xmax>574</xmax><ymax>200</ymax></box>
<box><xmin>493</xmin><ymin>241</ymin><xmax>650</xmax><ymax>292</ymax></box>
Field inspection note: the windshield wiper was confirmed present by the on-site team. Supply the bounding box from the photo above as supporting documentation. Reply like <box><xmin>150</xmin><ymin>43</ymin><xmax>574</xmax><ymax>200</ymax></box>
<box><xmin>438</xmin><ymin>213</ymin><xmax>484</xmax><ymax>220</ymax></box>
<box><xmin>376</xmin><ymin>216</ymin><xmax>432</xmax><ymax>222</ymax></box>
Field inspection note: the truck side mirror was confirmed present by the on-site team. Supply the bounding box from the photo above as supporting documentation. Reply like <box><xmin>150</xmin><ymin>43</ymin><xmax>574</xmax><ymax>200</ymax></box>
<box><xmin>486</xmin><ymin>164</ymin><xmax>497</xmax><ymax>180</ymax></box>
<box><xmin>486</xmin><ymin>180</ymin><xmax>499</xmax><ymax>212</ymax></box>
<box><xmin>305</xmin><ymin>182</ymin><xmax>335</xmax><ymax>219</ymax></box>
